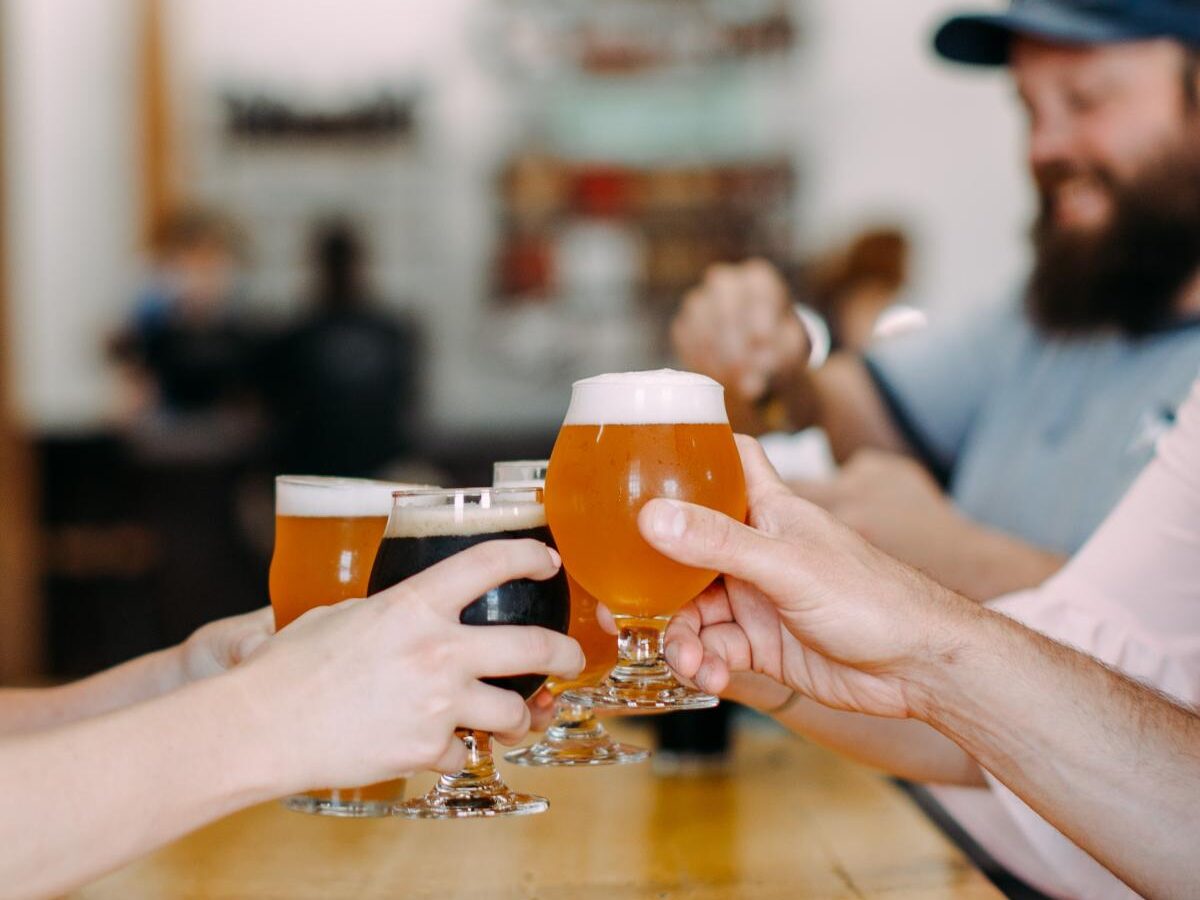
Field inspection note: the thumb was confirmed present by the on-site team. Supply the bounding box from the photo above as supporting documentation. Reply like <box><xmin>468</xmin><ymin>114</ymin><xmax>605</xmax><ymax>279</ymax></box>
<box><xmin>638</xmin><ymin>499</ymin><xmax>795</xmax><ymax>599</ymax></box>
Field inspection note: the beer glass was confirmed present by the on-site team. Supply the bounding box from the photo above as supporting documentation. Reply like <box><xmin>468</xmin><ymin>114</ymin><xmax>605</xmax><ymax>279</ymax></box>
<box><xmin>492</xmin><ymin>461</ymin><xmax>649</xmax><ymax>767</ymax></box>
<box><xmin>545</xmin><ymin>370</ymin><xmax>747</xmax><ymax>711</ymax></box>
<box><xmin>269</xmin><ymin>475</ymin><xmax>423</xmax><ymax>817</ymax></box>
<box><xmin>368</xmin><ymin>487</ymin><xmax>570</xmax><ymax>818</ymax></box>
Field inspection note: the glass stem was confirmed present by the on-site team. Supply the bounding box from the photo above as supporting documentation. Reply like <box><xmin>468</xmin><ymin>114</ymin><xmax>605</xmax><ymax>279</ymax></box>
<box><xmin>607</xmin><ymin>618</ymin><xmax>675</xmax><ymax>689</ymax></box>
<box><xmin>545</xmin><ymin>696</ymin><xmax>606</xmax><ymax>743</ymax></box>
<box><xmin>437</xmin><ymin>729</ymin><xmax>503</xmax><ymax>793</ymax></box>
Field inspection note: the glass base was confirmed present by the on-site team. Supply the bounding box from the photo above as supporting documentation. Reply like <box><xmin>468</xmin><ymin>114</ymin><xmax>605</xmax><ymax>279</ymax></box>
<box><xmin>394</xmin><ymin>785</ymin><xmax>548</xmax><ymax>819</ymax></box>
<box><xmin>282</xmin><ymin>794</ymin><xmax>393</xmax><ymax>818</ymax></box>
<box><xmin>503</xmin><ymin>698</ymin><xmax>650</xmax><ymax>767</ymax></box>
<box><xmin>567</xmin><ymin>681</ymin><xmax>718</xmax><ymax>712</ymax></box>
<box><xmin>394</xmin><ymin>729</ymin><xmax>549</xmax><ymax>819</ymax></box>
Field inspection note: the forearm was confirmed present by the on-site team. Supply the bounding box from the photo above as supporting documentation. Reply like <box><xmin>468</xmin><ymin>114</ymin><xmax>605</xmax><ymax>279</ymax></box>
<box><xmin>0</xmin><ymin>670</ymin><xmax>284</xmax><ymax>898</ymax></box>
<box><xmin>0</xmin><ymin>646</ymin><xmax>187</xmax><ymax>736</ymax></box>
<box><xmin>723</xmin><ymin>674</ymin><xmax>983</xmax><ymax>786</ymax></box>
<box><xmin>920</xmin><ymin>519</ymin><xmax>1066</xmax><ymax>603</ymax></box>
<box><xmin>913</xmin><ymin>605</ymin><xmax>1200</xmax><ymax>899</ymax></box>
<box><xmin>807</xmin><ymin>355</ymin><xmax>910</xmax><ymax>461</ymax></box>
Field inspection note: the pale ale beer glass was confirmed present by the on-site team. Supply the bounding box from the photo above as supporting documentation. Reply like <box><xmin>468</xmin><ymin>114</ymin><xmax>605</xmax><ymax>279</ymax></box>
<box><xmin>368</xmin><ymin>488</ymin><xmax>570</xmax><ymax>818</ymax></box>
<box><xmin>493</xmin><ymin>462</ymin><xmax>649</xmax><ymax>767</ymax></box>
<box><xmin>269</xmin><ymin>476</ymin><xmax>420</xmax><ymax>817</ymax></box>
<box><xmin>545</xmin><ymin>370</ymin><xmax>747</xmax><ymax>711</ymax></box>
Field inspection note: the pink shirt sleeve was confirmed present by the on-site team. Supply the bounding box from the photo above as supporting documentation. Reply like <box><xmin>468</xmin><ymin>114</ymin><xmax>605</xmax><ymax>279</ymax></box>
<box><xmin>930</xmin><ymin>373</ymin><xmax>1200</xmax><ymax>900</ymax></box>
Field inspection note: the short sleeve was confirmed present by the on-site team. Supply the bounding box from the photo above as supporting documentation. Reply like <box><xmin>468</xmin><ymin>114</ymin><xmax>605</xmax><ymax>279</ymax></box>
<box><xmin>862</xmin><ymin>298</ymin><xmax>1026</xmax><ymax>480</ymax></box>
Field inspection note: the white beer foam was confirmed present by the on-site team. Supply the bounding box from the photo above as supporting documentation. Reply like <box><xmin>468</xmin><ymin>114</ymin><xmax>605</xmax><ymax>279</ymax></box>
<box><xmin>562</xmin><ymin>369</ymin><xmax>728</xmax><ymax>426</ymax></box>
<box><xmin>276</xmin><ymin>477</ymin><xmax>428</xmax><ymax>518</ymax></box>
<box><xmin>386</xmin><ymin>494</ymin><xmax>547</xmax><ymax>538</ymax></box>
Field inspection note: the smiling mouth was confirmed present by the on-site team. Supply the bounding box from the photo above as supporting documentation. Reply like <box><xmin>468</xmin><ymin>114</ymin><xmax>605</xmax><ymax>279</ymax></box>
<box><xmin>1047</xmin><ymin>177</ymin><xmax>1112</xmax><ymax>228</ymax></box>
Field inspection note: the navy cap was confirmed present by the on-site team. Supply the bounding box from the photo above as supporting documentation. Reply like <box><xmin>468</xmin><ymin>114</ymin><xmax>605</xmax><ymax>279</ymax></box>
<box><xmin>934</xmin><ymin>0</ymin><xmax>1200</xmax><ymax>66</ymax></box>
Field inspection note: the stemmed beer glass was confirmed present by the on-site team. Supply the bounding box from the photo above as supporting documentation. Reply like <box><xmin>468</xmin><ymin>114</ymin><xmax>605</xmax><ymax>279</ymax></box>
<box><xmin>493</xmin><ymin>461</ymin><xmax>649</xmax><ymax>767</ymax></box>
<box><xmin>368</xmin><ymin>487</ymin><xmax>570</xmax><ymax>818</ymax></box>
<box><xmin>544</xmin><ymin>370</ymin><xmax>747</xmax><ymax>712</ymax></box>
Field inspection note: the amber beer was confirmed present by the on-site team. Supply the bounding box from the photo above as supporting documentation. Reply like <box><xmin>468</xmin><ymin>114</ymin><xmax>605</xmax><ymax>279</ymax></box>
<box><xmin>546</xmin><ymin>388</ymin><xmax>746</xmax><ymax>620</ymax></box>
<box><xmin>545</xmin><ymin>370</ymin><xmax>747</xmax><ymax>711</ymax></box>
<box><xmin>269</xmin><ymin>476</ymin><xmax>421</xmax><ymax>817</ymax></box>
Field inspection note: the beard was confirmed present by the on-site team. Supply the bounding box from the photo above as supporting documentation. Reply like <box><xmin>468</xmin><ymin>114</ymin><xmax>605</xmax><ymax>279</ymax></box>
<box><xmin>1026</xmin><ymin>134</ymin><xmax>1200</xmax><ymax>337</ymax></box>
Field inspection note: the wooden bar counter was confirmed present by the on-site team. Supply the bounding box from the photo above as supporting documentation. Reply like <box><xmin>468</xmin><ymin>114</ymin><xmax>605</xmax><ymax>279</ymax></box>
<box><xmin>76</xmin><ymin>721</ymin><xmax>1000</xmax><ymax>899</ymax></box>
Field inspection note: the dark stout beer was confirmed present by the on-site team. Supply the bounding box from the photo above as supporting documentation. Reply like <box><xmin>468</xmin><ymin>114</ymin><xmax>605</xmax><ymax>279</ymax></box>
<box><xmin>367</xmin><ymin>499</ymin><xmax>569</xmax><ymax>700</ymax></box>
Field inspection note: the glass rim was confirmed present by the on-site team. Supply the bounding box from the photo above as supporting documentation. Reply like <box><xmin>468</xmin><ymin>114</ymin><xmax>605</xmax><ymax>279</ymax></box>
<box><xmin>275</xmin><ymin>474</ymin><xmax>423</xmax><ymax>490</ymax></box>
<box><xmin>390</xmin><ymin>486</ymin><xmax>543</xmax><ymax>500</ymax></box>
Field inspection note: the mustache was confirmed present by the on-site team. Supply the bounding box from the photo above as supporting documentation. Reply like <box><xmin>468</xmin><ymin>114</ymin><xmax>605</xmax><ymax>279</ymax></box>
<box><xmin>1034</xmin><ymin>161</ymin><xmax>1119</xmax><ymax>211</ymax></box>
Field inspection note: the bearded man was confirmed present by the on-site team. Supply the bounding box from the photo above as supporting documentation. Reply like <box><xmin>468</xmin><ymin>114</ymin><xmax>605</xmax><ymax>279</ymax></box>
<box><xmin>672</xmin><ymin>0</ymin><xmax>1200</xmax><ymax>603</ymax></box>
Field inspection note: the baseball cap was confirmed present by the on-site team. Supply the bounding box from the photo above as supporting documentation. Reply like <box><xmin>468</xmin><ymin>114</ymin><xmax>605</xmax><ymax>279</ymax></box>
<box><xmin>934</xmin><ymin>0</ymin><xmax>1200</xmax><ymax>66</ymax></box>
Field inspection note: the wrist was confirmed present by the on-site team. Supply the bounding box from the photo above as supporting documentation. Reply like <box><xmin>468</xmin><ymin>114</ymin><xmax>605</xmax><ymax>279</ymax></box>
<box><xmin>901</xmin><ymin>589</ymin><xmax>995</xmax><ymax>726</ymax></box>
<box><xmin>723</xmin><ymin>671</ymin><xmax>795</xmax><ymax>711</ymax></box>
<box><xmin>202</xmin><ymin>666</ymin><xmax>301</xmax><ymax>802</ymax></box>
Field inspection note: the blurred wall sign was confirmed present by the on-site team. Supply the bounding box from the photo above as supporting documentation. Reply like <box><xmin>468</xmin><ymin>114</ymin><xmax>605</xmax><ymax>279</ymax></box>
<box><xmin>222</xmin><ymin>89</ymin><xmax>420</xmax><ymax>143</ymax></box>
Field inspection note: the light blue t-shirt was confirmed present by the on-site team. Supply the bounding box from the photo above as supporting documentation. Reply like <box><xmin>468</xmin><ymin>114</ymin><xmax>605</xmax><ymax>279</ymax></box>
<box><xmin>863</xmin><ymin>300</ymin><xmax>1200</xmax><ymax>554</ymax></box>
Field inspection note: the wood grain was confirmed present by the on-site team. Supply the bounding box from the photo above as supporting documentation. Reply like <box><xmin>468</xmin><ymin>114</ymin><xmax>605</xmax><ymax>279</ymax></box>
<box><xmin>77</xmin><ymin>722</ymin><xmax>1000</xmax><ymax>899</ymax></box>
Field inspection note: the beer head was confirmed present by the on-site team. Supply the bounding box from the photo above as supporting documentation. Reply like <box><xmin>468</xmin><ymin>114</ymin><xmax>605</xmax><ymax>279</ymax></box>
<box><xmin>563</xmin><ymin>369</ymin><xmax>728</xmax><ymax>426</ymax></box>
<box><xmin>386</xmin><ymin>488</ymin><xmax>547</xmax><ymax>538</ymax></box>
<box><xmin>275</xmin><ymin>475</ymin><xmax>424</xmax><ymax>518</ymax></box>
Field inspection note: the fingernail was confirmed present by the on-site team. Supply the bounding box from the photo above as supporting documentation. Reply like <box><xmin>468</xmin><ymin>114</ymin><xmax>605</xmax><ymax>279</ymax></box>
<box><xmin>650</xmin><ymin>500</ymin><xmax>687</xmax><ymax>541</ymax></box>
<box><xmin>546</xmin><ymin>546</ymin><xmax>562</xmax><ymax>568</ymax></box>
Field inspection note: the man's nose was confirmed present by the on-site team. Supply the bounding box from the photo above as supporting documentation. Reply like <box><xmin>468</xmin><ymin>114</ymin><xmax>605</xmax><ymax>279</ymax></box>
<box><xmin>1027</xmin><ymin>113</ymin><xmax>1078</xmax><ymax>175</ymax></box>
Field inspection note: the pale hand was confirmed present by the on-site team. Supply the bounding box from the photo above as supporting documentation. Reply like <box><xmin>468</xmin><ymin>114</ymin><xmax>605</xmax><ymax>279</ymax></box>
<box><xmin>645</xmin><ymin>436</ymin><xmax>968</xmax><ymax>720</ymax></box>
<box><xmin>671</xmin><ymin>259</ymin><xmax>810</xmax><ymax>403</ymax></box>
<box><xmin>233</xmin><ymin>540</ymin><xmax>585</xmax><ymax>793</ymax></box>
<box><xmin>180</xmin><ymin>607</ymin><xmax>275</xmax><ymax>683</ymax></box>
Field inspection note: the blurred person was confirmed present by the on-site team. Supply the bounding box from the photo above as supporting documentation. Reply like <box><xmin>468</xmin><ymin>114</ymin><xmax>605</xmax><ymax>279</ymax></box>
<box><xmin>0</xmin><ymin>541</ymin><xmax>582</xmax><ymax>897</ymax></box>
<box><xmin>257</xmin><ymin>220</ymin><xmax>421</xmax><ymax>478</ymax></box>
<box><xmin>801</xmin><ymin>226</ymin><xmax>918</xmax><ymax>354</ymax></box>
<box><xmin>642</xmin><ymin>434</ymin><xmax>1199</xmax><ymax>900</ymax></box>
<box><xmin>111</xmin><ymin>208</ymin><xmax>254</xmax><ymax>420</ymax></box>
<box><xmin>671</xmin><ymin>1</ymin><xmax>1200</xmax><ymax>603</ymax></box>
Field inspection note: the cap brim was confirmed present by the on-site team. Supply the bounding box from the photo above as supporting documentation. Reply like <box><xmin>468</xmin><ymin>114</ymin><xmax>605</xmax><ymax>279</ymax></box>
<box><xmin>933</xmin><ymin>6</ymin><xmax>1159</xmax><ymax>67</ymax></box>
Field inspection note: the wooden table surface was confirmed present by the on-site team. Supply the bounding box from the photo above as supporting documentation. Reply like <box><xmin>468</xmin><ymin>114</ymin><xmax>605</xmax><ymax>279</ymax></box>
<box><xmin>76</xmin><ymin>721</ymin><xmax>1001</xmax><ymax>899</ymax></box>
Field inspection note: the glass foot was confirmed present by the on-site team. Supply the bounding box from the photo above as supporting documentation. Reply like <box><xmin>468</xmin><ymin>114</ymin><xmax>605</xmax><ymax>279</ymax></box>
<box><xmin>393</xmin><ymin>729</ymin><xmax>548</xmax><ymax>819</ymax></box>
<box><xmin>568</xmin><ymin>681</ymin><xmax>718</xmax><ymax>712</ymax></box>
<box><xmin>394</xmin><ymin>785</ymin><xmax>548</xmax><ymax>818</ymax></box>
<box><xmin>282</xmin><ymin>794</ymin><xmax>393</xmax><ymax>818</ymax></box>
<box><xmin>503</xmin><ymin>699</ymin><xmax>650</xmax><ymax>767</ymax></box>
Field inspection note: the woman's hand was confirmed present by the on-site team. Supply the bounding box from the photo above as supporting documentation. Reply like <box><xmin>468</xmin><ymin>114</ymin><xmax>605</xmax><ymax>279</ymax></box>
<box><xmin>234</xmin><ymin>539</ymin><xmax>584</xmax><ymax>793</ymax></box>
<box><xmin>179</xmin><ymin>607</ymin><xmax>275</xmax><ymax>683</ymax></box>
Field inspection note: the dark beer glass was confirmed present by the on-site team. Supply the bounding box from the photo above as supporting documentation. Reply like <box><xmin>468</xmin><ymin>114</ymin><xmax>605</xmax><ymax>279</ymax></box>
<box><xmin>367</xmin><ymin>487</ymin><xmax>569</xmax><ymax>818</ymax></box>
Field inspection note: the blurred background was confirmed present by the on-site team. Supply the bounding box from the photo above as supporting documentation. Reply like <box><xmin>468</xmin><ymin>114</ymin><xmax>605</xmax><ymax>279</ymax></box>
<box><xmin>0</xmin><ymin>0</ymin><xmax>1030</xmax><ymax>683</ymax></box>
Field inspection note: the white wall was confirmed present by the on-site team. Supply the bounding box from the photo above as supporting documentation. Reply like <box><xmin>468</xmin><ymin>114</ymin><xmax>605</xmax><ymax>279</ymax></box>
<box><xmin>3</xmin><ymin>0</ymin><xmax>142</xmax><ymax>431</ymax></box>
<box><xmin>798</xmin><ymin>0</ymin><xmax>1033</xmax><ymax>314</ymax></box>
<box><xmin>2</xmin><ymin>0</ymin><xmax>1034</xmax><ymax>432</ymax></box>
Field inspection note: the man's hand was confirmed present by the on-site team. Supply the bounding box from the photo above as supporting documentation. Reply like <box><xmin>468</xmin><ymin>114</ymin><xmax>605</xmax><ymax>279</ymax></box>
<box><xmin>794</xmin><ymin>449</ymin><xmax>962</xmax><ymax>569</ymax></box>
<box><xmin>795</xmin><ymin>449</ymin><xmax>1065</xmax><ymax>600</ymax></box>
<box><xmin>671</xmin><ymin>260</ymin><xmax>810</xmax><ymax>425</ymax></box>
<box><xmin>644</xmin><ymin>436</ymin><xmax>973</xmax><ymax>720</ymax></box>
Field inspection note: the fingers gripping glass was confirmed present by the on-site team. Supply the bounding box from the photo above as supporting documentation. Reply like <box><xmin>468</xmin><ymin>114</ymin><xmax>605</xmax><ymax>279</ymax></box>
<box><xmin>492</xmin><ymin>461</ymin><xmax>649</xmax><ymax>768</ymax></box>
<box><xmin>544</xmin><ymin>371</ymin><xmax>747</xmax><ymax>712</ymax></box>
<box><xmin>367</xmin><ymin>487</ymin><xmax>570</xmax><ymax>818</ymax></box>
